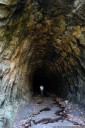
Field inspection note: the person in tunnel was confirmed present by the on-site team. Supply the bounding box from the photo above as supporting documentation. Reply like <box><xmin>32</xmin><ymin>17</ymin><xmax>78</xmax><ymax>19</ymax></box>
<box><xmin>40</xmin><ymin>85</ymin><xmax>44</xmax><ymax>96</ymax></box>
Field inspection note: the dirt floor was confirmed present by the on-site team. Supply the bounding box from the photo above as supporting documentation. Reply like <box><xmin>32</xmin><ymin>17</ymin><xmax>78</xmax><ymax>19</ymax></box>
<box><xmin>13</xmin><ymin>94</ymin><xmax>85</xmax><ymax>128</ymax></box>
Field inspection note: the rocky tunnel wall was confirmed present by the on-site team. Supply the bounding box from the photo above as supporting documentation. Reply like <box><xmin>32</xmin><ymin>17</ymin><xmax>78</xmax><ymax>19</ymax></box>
<box><xmin>0</xmin><ymin>0</ymin><xmax>85</xmax><ymax>107</ymax></box>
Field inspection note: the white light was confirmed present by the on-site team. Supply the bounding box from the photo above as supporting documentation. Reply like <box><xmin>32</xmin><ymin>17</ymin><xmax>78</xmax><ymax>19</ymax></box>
<box><xmin>40</xmin><ymin>85</ymin><xmax>44</xmax><ymax>91</ymax></box>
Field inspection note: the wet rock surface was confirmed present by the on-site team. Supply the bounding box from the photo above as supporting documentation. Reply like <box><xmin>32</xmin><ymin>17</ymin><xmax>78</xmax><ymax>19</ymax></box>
<box><xmin>13</xmin><ymin>95</ymin><xmax>85</xmax><ymax>128</ymax></box>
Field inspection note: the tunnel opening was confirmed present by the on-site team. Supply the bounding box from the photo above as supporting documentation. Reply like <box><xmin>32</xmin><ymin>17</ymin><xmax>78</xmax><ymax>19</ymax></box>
<box><xmin>32</xmin><ymin>66</ymin><xmax>68</xmax><ymax>98</ymax></box>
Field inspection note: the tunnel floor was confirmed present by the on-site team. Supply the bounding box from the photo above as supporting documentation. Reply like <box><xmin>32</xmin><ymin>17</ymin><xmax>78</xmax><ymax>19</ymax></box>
<box><xmin>13</xmin><ymin>95</ymin><xmax>85</xmax><ymax>128</ymax></box>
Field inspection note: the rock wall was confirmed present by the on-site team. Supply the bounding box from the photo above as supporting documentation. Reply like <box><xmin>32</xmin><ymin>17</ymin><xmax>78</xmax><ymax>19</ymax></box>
<box><xmin>0</xmin><ymin>0</ymin><xmax>85</xmax><ymax>108</ymax></box>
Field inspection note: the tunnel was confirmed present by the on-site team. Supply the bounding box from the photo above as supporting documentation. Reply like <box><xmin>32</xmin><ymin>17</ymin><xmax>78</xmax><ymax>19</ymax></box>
<box><xmin>31</xmin><ymin>64</ymin><xmax>69</xmax><ymax>98</ymax></box>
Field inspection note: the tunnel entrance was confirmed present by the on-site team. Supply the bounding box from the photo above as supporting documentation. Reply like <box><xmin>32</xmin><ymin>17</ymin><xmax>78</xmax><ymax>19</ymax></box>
<box><xmin>32</xmin><ymin>67</ymin><xmax>67</xmax><ymax>98</ymax></box>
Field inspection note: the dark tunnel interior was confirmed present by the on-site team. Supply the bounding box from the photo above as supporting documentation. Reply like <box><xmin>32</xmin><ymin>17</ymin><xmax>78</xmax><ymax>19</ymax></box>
<box><xmin>32</xmin><ymin>67</ymin><xmax>68</xmax><ymax>98</ymax></box>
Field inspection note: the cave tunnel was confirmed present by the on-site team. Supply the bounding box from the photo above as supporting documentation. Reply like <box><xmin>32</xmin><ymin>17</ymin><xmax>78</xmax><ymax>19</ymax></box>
<box><xmin>31</xmin><ymin>65</ymin><xmax>68</xmax><ymax>98</ymax></box>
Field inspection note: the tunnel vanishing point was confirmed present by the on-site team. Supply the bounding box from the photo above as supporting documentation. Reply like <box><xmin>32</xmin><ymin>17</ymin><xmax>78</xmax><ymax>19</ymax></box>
<box><xmin>0</xmin><ymin>0</ymin><xmax>85</xmax><ymax>108</ymax></box>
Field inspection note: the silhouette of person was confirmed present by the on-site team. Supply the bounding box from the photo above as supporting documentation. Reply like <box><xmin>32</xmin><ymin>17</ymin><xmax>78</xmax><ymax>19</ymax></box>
<box><xmin>40</xmin><ymin>85</ymin><xmax>44</xmax><ymax>96</ymax></box>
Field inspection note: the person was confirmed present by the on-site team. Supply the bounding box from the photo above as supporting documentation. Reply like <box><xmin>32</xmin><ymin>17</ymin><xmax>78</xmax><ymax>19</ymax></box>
<box><xmin>40</xmin><ymin>85</ymin><xmax>44</xmax><ymax>96</ymax></box>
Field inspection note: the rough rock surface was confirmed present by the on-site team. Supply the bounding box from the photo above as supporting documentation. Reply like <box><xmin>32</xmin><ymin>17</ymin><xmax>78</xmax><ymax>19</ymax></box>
<box><xmin>0</xmin><ymin>0</ymin><xmax>85</xmax><ymax>127</ymax></box>
<box><xmin>13</xmin><ymin>95</ymin><xmax>85</xmax><ymax>128</ymax></box>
